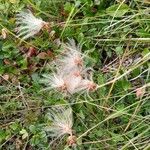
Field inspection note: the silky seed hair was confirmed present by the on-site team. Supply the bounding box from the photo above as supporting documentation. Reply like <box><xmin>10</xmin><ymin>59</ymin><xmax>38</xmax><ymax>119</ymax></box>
<box><xmin>45</xmin><ymin>106</ymin><xmax>73</xmax><ymax>141</ymax></box>
<box><xmin>16</xmin><ymin>9</ymin><xmax>48</xmax><ymax>39</ymax></box>
<box><xmin>42</xmin><ymin>39</ymin><xmax>97</xmax><ymax>95</ymax></box>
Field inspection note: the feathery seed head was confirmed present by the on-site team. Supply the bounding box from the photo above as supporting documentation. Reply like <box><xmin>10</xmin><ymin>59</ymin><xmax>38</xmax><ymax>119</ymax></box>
<box><xmin>64</xmin><ymin>72</ymin><xmax>82</xmax><ymax>94</ymax></box>
<box><xmin>42</xmin><ymin>39</ymin><xmax>97</xmax><ymax>95</ymax></box>
<box><xmin>45</xmin><ymin>106</ymin><xmax>73</xmax><ymax>139</ymax></box>
<box><xmin>61</xmin><ymin>39</ymin><xmax>84</xmax><ymax>69</ymax></box>
<box><xmin>16</xmin><ymin>10</ymin><xmax>48</xmax><ymax>39</ymax></box>
<box><xmin>86</xmin><ymin>81</ymin><xmax>97</xmax><ymax>91</ymax></box>
<box><xmin>51</xmin><ymin>74</ymin><xmax>65</xmax><ymax>87</ymax></box>
<box><xmin>81</xmin><ymin>79</ymin><xmax>97</xmax><ymax>91</ymax></box>
<box><xmin>42</xmin><ymin>74</ymin><xmax>67</xmax><ymax>92</ymax></box>
<box><xmin>67</xmin><ymin>135</ymin><xmax>77</xmax><ymax>147</ymax></box>
<box><xmin>74</xmin><ymin>57</ymin><xmax>83</xmax><ymax>66</ymax></box>
<box><xmin>73</xmin><ymin>71</ymin><xmax>82</xmax><ymax>77</ymax></box>
<box><xmin>71</xmin><ymin>79</ymin><xmax>97</xmax><ymax>93</ymax></box>
<box><xmin>51</xmin><ymin>75</ymin><xmax>67</xmax><ymax>91</ymax></box>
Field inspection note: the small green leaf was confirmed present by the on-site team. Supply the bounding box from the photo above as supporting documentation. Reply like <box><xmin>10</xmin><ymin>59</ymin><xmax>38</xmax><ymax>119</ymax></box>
<box><xmin>20</xmin><ymin>129</ymin><xmax>28</xmax><ymax>139</ymax></box>
<box><xmin>106</xmin><ymin>4</ymin><xmax>129</xmax><ymax>17</ymax></box>
<box><xmin>136</xmin><ymin>29</ymin><xmax>150</xmax><ymax>38</ymax></box>
<box><xmin>142</xmin><ymin>48</ymin><xmax>149</xmax><ymax>57</ymax></box>
<box><xmin>79</xmin><ymin>110</ymin><xmax>85</xmax><ymax>120</ymax></box>
<box><xmin>0</xmin><ymin>129</ymin><xmax>7</xmax><ymax>142</ymax></box>
<box><xmin>115</xmin><ymin>46</ymin><xmax>123</xmax><ymax>55</ymax></box>
<box><xmin>111</xmin><ymin>132</ymin><xmax>124</xmax><ymax>142</ymax></box>
<box><xmin>10</xmin><ymin>122</ymin><xmax>20</xmax><ymax>131</ymax></box>
<box><xmin>122</xmin><ymin>79</ymin><xmax>131</xmax><ymax>91</ymax></box>
<box><xmin>0</xmin><ymin>4</ymin><xmax>5</xmax><ymax>10</ymax></box>
<box><xmin>19</xmin><ymin>58</ymin><xmax>28</xmax><ymax>69</ymax></box>
<box><xmin>64</xmin><ymin>2</ymin><xmax>73</xmax><ymax>12</ymax></box>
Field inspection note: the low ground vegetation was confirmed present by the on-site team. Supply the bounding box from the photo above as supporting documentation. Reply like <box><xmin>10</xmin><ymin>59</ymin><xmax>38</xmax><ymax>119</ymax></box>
<box><xmin>0</xmin><ymin>0</ymin><xmax>150</xmax><ymax>150</ymax></box>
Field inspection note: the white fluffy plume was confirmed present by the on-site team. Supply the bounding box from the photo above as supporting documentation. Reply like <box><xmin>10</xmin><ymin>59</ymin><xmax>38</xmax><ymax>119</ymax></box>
<box><xmin>16</xmin><ymin>10</ymin><xmax>48</xmax><ymax>39</ymax></box>
<box><xmin>45</xmin><ymin>106</ymin><xmax>73</xmax><ymax>140</ymax></box>
<box><xmin>43</xmin><ymin>39</ymin><xmax>97</xmax><ymax>95</ymax></box>
<box><xmin>57</xmin><ymin>39</ymin><xmax>84</xmax><ymax>72</ymax></box>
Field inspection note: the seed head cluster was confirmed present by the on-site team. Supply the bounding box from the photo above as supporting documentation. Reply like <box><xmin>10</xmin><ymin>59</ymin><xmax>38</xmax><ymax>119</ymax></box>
<box><xmin>44</xmin><ymin>39</ymin><xmax>97</xmax><ymax>95</ymax></box>
<box><xmin>15</xmin><ymin>10</ymin><xmax>98</xmax><ymax>147</ymax></box>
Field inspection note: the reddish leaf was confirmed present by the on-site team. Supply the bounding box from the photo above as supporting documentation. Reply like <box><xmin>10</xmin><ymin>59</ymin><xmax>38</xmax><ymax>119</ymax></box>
<box><xmin>2</xmin><ymin>74</ymin><xmax>9</xmax><ymax>81</ymax></box>
<box><xmin>37</xmin><ymin>52</ymin><xmax>48</xmax><ymax>59</ymax></box>
<box><xmin>27</xmin><ymin>47</ymin><xmax>37</xmax><ymax>57</ymax></box>
<box><xmin>28</xmin><ymin>64</ymin><xmax>38</xmax><ymax>73</ymax></box>
<box><xmin>136</xmin><ymin>87</ymin><xmax>145</xmax><ymax>98</ymax></box>
<box><xmin>3</xmin><ymin>59</ymin><xmax>11</xmax><ymax>65</ymax></box>
<box><xmin>47</xmin><ymin>50</ymin><xmax>54</xmax><ymax>58</ymax></box>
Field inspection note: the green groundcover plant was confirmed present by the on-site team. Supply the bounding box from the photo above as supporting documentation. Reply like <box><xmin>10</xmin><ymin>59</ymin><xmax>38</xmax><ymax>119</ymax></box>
<box><xmin>0</xmin><ymin>0</ymin><xmax>150</xmax><ymax>150</ymax></box>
